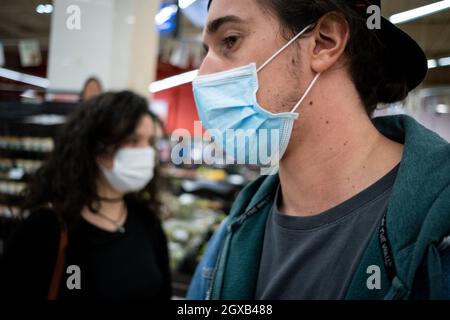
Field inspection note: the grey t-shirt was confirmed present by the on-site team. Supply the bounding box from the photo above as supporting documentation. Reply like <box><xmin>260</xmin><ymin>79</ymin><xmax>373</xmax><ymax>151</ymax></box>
<box><xmin>255</xmin><ymin>164</ymin><xmax>399</xmax><ymax>300</ymax></box>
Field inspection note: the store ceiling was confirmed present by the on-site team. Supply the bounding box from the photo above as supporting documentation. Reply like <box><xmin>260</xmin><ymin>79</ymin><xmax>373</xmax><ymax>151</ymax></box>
<box><xmin>1</xmin><ymin>0</ymin><xmax>449</xmax><ymax>55</ymax></box>
<box><xmin>383</xmin><ymin>0</ymin><xmax>450</xmax><ymax>58</ymax></box>
<box><xmin>0</xmin><ymin>0</ymin><xmax>52</xmax><ymax>47</ymax></box>
<box><xmin>383</xmin><ymin>0</ymin><xmax>450</xmax><ymax>85</ymax></box>
<box><xmin>0</xmin><ymin>0</ymin><xmax>449</xmax><ymax>83</ymax></box>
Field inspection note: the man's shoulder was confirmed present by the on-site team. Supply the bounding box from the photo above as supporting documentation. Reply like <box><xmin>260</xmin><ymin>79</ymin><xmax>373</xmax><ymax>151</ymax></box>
<box><xmin>229</xmin><ymin>173</ymin><xmax>279</xmax><ymax>219</ymax></box>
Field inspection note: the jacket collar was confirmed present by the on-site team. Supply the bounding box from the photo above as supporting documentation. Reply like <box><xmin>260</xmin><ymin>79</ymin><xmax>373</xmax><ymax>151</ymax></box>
<box><xmin>216</xmin><ymin>115</ymin><xmax>450</xmax><ymax>299</ymax></box>
<box><xmin>230</xmin><ymin>115</ymin><xmax>450</xmax><ymax>225</ymax></box>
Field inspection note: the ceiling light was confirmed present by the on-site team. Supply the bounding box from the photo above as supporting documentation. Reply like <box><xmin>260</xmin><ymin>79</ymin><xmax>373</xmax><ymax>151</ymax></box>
<box><xmin>155</xmin><ymin>5</ymin><xmax>178</xmax><ymax>26</ymax></box>
<box><xmin>149</xmin><ymin>70</ymin><xmax>199</xmax><ymax>93</ymax></box>
<box><xmin>427</xmin><ymin>56</ymin><xmax>450</xmax><ymax>69</ymax></box>
<box><xmin>179</xmin><ymin>0</ymin><xmax>197</xmax><ymax>9</ymax></box>
<box><xmin>428</xmin><ymin>59</ymin><xmax>438</xmax><ymax>69</ymax></box>
<box><xmin>438</xmin><ymin>57</ymin><xmax>450</xmax><ymax>67</ymax></box>
<box><xmin>436</xmin><ymin>104</ymin><xmax>450</xmax><ymax>114</ymax></box>
<box><xmin>390</xmin><ymin>0</ymin><xmax>450</xmax><ymax>24</ymax></box>
<box><xmin>0</xmin><ymin>67</ymin><xmax>49</xmax><ymax>88</ymax></box>
<box><xmin>36</xmin><ymin>4</ymin><xmax>53</xmax><ymax>14</ymax></box>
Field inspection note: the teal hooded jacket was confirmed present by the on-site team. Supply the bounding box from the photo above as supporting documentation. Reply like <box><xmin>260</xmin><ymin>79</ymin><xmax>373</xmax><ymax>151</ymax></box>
<box><xmin>187</xmin><ymin>115</ymin><xmax>450</xmax><ymax>300</ymax></box>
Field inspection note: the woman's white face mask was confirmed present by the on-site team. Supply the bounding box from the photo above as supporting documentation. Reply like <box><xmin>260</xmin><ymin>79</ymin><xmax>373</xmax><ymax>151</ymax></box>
<box><xmin>99</xmin><ymin>147</ymin><xmax>155</xmax><ymax>194</ymax></box>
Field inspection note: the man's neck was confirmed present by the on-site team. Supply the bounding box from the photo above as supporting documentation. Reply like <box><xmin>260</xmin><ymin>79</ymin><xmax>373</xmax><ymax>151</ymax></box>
<box><xmin>278</xmin><ymin>81</ymin><xmax>403</xmax><ymax>217</ymax></box>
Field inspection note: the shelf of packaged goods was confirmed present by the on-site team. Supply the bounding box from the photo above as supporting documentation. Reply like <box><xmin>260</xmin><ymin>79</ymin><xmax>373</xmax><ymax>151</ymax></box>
<box><xmin>0</xmin><ymin>148</ymin><xmax>51</xmax><ymax>160</ymax></box>
<box><xmin>0</xmin><ymin>122</ymin><xmax>64</xmax><ymax>138</ymax></box>
<box><xmin>0</xmin><ymin>193</ymin><xmax>24</xmax><ymax>207</ymax></box>
<box><xmin>0</xmin><ymin>205</ymin><xmax>21</xmax><ymax>219</ymax></box>
<box><xmin>0</xmin><ymin>101</ymin><xmax>79</xmax><ymax>120</ymax></box>
<box><xmin>0</xmin><ymin>174</ymin><xmax>32</xmax><ymax>183</ymax></box>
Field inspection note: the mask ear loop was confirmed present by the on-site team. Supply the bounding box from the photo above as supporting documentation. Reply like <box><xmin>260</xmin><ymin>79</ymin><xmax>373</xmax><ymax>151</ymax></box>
<box><xmin>255</xmin><ymin>23</ymin><xmax>320</xmax><ymax>114</ymax></box>
<box><xmin>291</xmin><ymin>73</ymin><xmax>321</xmax><ymax>114</ymax></box>
<box><xmin>257</xmin><ymin>23</ymin><xmax>315</xmax><ymax>73</ymax></box>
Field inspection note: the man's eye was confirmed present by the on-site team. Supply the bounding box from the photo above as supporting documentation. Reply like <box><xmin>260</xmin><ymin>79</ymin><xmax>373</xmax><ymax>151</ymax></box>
<box><xmin>222</xmin><ymin>36</ymin><xmax>239</xmax><ymax>50</ymax></box>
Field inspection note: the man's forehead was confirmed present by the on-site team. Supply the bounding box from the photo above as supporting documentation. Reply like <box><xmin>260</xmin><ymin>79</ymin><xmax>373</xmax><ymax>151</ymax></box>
<box><xmin>207</xmin><ymin>0</ymin><xmax>251</xmax><ymax>13</ymax></box>
<box><xmin>205</xmin><ymin>0</ymin><xmax>256</xmax><ymax>26</ymax></box>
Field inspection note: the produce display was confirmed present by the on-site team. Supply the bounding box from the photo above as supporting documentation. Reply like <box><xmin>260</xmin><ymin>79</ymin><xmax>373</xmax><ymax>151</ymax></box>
<box><xmin>162</xmin><ymin>191</ymin><xmax>226</xmax><ymax>272</ymax></box>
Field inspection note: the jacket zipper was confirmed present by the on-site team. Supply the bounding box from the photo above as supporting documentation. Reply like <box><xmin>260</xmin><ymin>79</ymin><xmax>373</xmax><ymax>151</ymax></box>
<box><xmin>206</xmin><ymin>257</ymin><xmax>219</xmax><ymax>300</ymax></box>
<box><xmin>205</xmin><ymin>194</ymin><xmax>274</xmax><ymax>299</ymax></box>
<box><xmin>206</xmin><ymin>227</ymin><xmax>230</xmax><ymax>300</ymax></box>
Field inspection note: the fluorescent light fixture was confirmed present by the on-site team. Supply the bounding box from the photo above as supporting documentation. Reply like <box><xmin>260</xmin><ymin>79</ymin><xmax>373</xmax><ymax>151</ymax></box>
<box><xmin>24</xmin><ymin>114</ymin><xmax>67</xmax><ymax>125</ymax></box>
<box><xmin>438</xmin><ymin>57</ymin><xmax>450</xmax><ymax>67</ymax></box>
<box><xmin>0</xmin><ymin>67</ymin><xmax>49</xmax><ymax>88</ymax></box>
<box><xmin>428</xmin><ymin>59</ymin><xmax>438</xmax><ymax>69</ymax></box>
<box><xmin>179</xmin><ymin>0</ymin><xmax>197</xmax><ymax>9</ymax></box>
<box><xmin>155</xmin><ymin>4</ymin><xmax>178</xmax><ymax>26</ymax></box>
<box><xmin>36</xmin><ymin>5</ymin><xmax>45</xmax><ymax>13</ymax></box>
<box><xmin>427</xmin><ymin>56</ymin><xmax>450</xmax><ymax>69</ymax></box>
<box><xmin>36</xmin><ymin>4</ymin><xmax>53</xmax><ymax>14</ymax></box>
<box><xmin>390</xmin><ymin>0</ymin><xmax>450</xmax><ymax>24</ymax></box>
<box><xmin>436</xmin><ymin>104</ymin><xmax>450</xmax><ymax>114</ymax></box>
<box><xmin>149</xmin><ymin>70</ymin><xmax>199</xmax><ymax>93</ymax></box>
<box><xmin>46</xmin><ymin>4</ymin><xmax>53</xmax><ymax>13</ymax></box>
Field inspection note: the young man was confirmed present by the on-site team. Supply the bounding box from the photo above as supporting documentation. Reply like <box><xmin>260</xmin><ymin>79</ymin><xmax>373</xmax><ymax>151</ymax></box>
<box><xmin>188</xmin><ymin>0</ymin><xmax>450</xmax><ymax>300</ymax></box>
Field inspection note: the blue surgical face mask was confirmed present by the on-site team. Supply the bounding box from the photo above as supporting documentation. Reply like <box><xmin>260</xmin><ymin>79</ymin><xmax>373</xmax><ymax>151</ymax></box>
<box><xmin>193</xmin><ymin>24</ymin><xmax>320</xmax><ymax>172</ymax></box>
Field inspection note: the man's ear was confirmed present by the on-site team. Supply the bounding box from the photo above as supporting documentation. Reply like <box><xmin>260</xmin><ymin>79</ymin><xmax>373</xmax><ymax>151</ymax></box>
<box><xmin>309</xmin><ymin>12</ymin><xmax>350</xmax><ymax>73</ymax></box>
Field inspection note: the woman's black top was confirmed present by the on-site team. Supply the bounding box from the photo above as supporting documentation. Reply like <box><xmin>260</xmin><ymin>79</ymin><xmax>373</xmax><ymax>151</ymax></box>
<box><xmin>0</xmin><ymin>199</ymin><xmax>171</xmax><ymax>300</ymax></box>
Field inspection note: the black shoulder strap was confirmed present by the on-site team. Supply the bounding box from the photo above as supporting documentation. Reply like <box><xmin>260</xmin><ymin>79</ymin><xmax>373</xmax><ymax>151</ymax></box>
<box><xmin>47</xmin><ymin>217</ymin><xmax>68</xmax><ymax>300</ymax></box>
<box><xmin>378</xmin><ymin>211</ymin><xmax>396</xmax><ymax>282</ymax></box>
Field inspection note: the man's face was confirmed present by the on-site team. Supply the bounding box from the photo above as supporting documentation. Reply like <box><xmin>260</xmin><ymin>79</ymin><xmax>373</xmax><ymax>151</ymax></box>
<box><xmin>200</xmin><ymin>0</ymin><xmax>314</xmax><ymax>115</ymax></box>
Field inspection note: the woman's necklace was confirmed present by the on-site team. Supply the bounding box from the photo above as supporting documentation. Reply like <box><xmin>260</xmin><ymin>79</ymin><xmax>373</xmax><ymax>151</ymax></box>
<box><xmin>96</xmin><ymin>204</ymin><xmax>127</xmax><ymax>233</ymax></box>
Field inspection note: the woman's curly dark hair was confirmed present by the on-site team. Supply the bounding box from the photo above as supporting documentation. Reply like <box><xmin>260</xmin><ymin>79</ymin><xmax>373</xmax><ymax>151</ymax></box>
<box><xmin>21</xmin><ymin>91</ymin><xmax>164</xmax><ymax>227</ymax></box>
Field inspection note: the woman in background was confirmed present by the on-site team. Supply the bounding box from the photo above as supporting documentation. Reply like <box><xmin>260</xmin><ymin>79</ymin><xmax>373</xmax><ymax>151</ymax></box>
<box><xmin>80</xmin><ymin>76</ymin><xmax>103</xmax><ymax>102</ymax></box>
<box><xmin>0</xmin><ymin>91</ymin><xmax>171</xmax><ymax>300</ymax></box>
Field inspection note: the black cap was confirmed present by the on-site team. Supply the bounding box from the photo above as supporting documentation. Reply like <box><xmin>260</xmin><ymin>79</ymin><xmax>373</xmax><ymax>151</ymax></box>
<box><xmin>207</xmin><ymin>0</ymin><xmax>428</xmax><ymax>92</ymax></box>
<box><xmin>354</xmin><ymin>0</ymin><xmax>428</xmax><ymax>91</ymax></box>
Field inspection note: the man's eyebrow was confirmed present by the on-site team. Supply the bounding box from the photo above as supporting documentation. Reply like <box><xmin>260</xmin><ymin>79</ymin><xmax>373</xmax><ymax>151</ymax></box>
<box><xmin>206</xmin><ymin>15</ymin><xmax>244</xmax><ymax>34</ymax></box>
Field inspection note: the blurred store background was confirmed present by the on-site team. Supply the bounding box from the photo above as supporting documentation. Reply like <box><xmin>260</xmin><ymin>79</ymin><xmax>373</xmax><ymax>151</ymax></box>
<box><xmin>0</xmin><ymin>0</ymin><xmax>449</xmax><ymax>297</ymax></box>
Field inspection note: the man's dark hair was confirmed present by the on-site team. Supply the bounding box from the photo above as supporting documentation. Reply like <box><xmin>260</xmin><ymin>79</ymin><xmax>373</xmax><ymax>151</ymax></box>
<box><xmin>208</xmin><ymin>0</ymin><xmax>410</xmax><ymax>116</ymax></box>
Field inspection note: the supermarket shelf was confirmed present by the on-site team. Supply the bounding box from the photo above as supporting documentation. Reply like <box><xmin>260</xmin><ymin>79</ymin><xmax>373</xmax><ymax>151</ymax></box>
<box><xmin>0</xmin><ymin>148</ymin><xmax>50</xmax><ymax>160</ymax></box>
<box><xmin>0</xmin><ymin>206</ymin><xmax>21</xmax><ymax>219</ymax></box>
<box><xmin>0</xmin><ymin>216</ymin><xmax>23</xmax><ymax>247</ymax></box>
<box><xmin>0</xmin><ymin>121</ymin><xmax>64</xmax><ymax>137</ymax></box>
<box><xmin>0</xmin><ymin>174</ymin><xmax>32</xmax><ymax>183</ymax></box>
<box><xmin>0</xmin><ymin>101</ymin><xmax>79</xmax><ymax>119</ymax></box>
<box><xmin>0</xmin><ymin>193</ymin><xmax>24</xmax><ymax>207</ymax></box>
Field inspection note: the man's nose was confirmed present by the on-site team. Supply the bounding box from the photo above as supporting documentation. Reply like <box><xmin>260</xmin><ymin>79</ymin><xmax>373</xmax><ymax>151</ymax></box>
<box><xmin>198</xmin><ymin>53</ymin><xmax>229</xmax><ymax>76</ymax></box>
